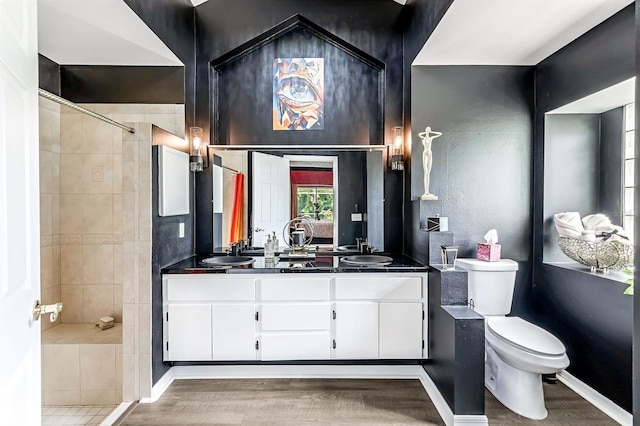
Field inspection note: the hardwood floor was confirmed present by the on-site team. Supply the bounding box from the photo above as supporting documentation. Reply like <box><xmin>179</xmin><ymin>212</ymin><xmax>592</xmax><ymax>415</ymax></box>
<box><xmin>485</xmin><ymin>382</ymin><xmax>618</xmax><ymax>425</ymax></box>
<box><xmin>118</xmin><ymin>379</ymin><xmax>617</xmax><ymax>425</ymax></box>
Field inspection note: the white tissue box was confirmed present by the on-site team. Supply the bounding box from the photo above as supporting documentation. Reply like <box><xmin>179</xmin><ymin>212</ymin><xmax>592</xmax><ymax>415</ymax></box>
<box><xmin>477</xmin><ymin>243</ymin><xmax>501</xmax><ymax>262</ymax></box>
<box><xmin>427</xmin><ymin>216</ymin><xmax>448</xmax><ymax>232</ymax></box>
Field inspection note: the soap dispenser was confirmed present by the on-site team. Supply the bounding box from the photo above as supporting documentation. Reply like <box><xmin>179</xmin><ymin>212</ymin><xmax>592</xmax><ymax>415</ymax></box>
<box><xmin>265</xmin><ymin>234</ymin><xmax>274</xmax><ymax>259</ymax></box>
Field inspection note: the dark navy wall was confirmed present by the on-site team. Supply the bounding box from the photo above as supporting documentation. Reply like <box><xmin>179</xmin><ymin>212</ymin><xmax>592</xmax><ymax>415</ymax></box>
<box><xmin>533</xmin><ymin>5</ymin><xmax>635</xmax><ymax>411</ymax></box>
<box><xmin>38</xmin><ymin>55</ymin><xmax>60</xmax><ymax>95</ymax></box>
<box><xmin>60</xmin><ymin>66</ymin><xmax>184</xmax><ymax>104</ymax></box>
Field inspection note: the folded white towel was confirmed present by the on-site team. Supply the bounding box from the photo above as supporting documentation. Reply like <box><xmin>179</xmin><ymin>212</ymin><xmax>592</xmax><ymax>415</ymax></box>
<box><xmin>582</xmin><ymin>214</ymin><xmax>612</xmax><ymax>231</ymax></box>
<box><xmin>554</xmin><ymin>212</ymin><xmax>585</xmax><ymax>238</ymax></box>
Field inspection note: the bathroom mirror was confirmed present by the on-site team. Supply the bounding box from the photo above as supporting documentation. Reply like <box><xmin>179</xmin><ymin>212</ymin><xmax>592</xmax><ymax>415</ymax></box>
<box><xmin>210</xmin><ymin>146</ymin><xmax>385</xmax><ymax>251</ymax></box>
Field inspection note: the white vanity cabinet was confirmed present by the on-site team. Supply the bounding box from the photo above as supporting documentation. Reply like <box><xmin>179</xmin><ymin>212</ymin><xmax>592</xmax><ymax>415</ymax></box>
<box><xmin>163</xmin><ymin>275</ymin><xmax>257</xmax><ymax>361</ymax></box>
<box><xmin>334</xmin><ymin>276</ymin><xmax>424</xmax><ymax>359</ymax></box>
<box><xmin>163</xmin><ymin>272</ymin><xmax>427</xmax><ymax>362</ymax></box>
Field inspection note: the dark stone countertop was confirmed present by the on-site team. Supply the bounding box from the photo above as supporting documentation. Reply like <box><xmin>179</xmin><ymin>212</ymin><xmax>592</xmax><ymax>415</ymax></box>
<box><xmin>162</xmin><ymin>252</ymin><xmax>428</xmax><ymax>274</ymax></box>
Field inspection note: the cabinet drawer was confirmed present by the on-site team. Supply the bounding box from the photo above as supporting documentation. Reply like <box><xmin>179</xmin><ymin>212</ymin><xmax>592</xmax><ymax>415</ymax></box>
<box><xmin>260</xmin><ymin>333</ymin><xmax>331</xmax><ymax>360</ymax></box>
<box><xmin>166</xmin><ymin>277</ymin><xmax>255</xmax><ymax>301</ymax></box>
<box><xmin>335</xmin><ymin>276</ymin><xmax>422</xmax><ymax>300</ymax></box>
<box><xmin>259</xmin><ymin>277</ymin><xmax>330</xmax><ymax>301</ymax></box>
<box><xmin>261</xmin><ymin>303</ymin><xmax>330</xmax><ymax>331</ymax></box>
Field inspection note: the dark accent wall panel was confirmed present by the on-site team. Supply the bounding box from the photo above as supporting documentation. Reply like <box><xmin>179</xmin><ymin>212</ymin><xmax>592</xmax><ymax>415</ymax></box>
<box><xmin>214</xmin><ymin>25</ymin><xmax>382</xmax><ymax>146</ymax></box>
<box><xmin>38</xmin><ymin>54</ymin><xmax>60</xmax><ymax>95</ymax></box>
<box><xmin>533</xmin><ymin>5</ymin><xmax>635</xmax><ymax>411</ymax></box>
<box><xmin>60</xmin><ymin>66</ymin><xmax>185</xmax><ymax>104</ymax></box>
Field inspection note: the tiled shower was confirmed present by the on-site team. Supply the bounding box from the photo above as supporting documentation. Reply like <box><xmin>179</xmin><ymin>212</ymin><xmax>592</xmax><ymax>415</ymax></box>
<box><xmin>38</xmin><ymin>98</ymin><xmax>184</xmax><ymax>412</ymax></box>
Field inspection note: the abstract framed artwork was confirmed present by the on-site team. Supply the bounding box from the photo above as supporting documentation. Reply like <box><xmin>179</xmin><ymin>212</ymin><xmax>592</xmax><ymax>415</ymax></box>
<box><xmin>273</xmin><ymin>57</ymin><xmax>324</xmax><ymax>131</ymax></box>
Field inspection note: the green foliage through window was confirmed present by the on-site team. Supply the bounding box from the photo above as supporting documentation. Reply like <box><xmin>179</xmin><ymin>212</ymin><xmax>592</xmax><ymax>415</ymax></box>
<box><xmin>297</xmin><ymin>187</ymin><xmax>333</xmax><ymax>221</ymax></box>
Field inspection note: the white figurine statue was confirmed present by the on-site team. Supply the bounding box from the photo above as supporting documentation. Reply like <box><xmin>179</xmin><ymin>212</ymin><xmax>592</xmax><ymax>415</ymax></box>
<box><xmin>419</xmin><ymin>126</ymin><xmax>442</xmax><ymax>200</ymax></box>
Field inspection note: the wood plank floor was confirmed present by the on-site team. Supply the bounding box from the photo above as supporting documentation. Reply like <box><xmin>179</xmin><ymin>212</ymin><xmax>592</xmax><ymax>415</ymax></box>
<box><xmin>117</xmin><ymin>379</ymin><xmax>617</xmax><ymax>425</ymax></box>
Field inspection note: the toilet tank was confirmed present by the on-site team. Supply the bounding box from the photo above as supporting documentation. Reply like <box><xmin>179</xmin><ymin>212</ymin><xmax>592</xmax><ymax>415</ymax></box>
<box><xmin>455</xmin><ymin>259</ymin><xmax>518</xmax><ymax>315</ymax></box>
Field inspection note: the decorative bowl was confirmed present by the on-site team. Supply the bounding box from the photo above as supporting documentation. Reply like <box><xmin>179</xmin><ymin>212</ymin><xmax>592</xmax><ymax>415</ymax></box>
<box><xmin>557</xmin><ymin>236</ymin><xmax>633</xmax><ymax>272</ymax></box>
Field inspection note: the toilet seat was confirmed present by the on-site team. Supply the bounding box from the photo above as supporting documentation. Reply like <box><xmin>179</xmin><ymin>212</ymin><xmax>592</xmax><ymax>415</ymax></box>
<box><xmin>487</xmin><ymin>316</ymin><xmax>566</xmax><ymax>356</ymax></box>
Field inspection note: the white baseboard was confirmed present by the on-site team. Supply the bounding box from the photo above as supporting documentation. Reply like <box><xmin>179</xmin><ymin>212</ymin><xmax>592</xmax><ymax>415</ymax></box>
<box><xmin>146</xmin><ymin>365</ymin><xmax>488</xmax><ymax>426</ymax></box>
<box><xmin>170</xmin><ymin>364</ymin><xmax>420</xmax><ymax>380</ymax></box>
<box><xmin>99</xmin><ymin>401</ymin><xmax>135</xmax><ymax>426</ymax></box>
<box><xmin>416</xmin><ymin>368</ymin><xmax>488</xmax><ymax>426</ymax></box>
<box><xmin>557</xmin><ymin>370</ymin><xmax>632</xmax><ymax>426</ymax></box>
<box><xmin>139</xmin><ymin>367</ymin><xmax>175</xmax><ymax>404</ymax></box>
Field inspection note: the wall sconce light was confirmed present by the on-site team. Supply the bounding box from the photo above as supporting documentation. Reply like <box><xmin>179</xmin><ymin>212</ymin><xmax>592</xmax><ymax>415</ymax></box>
<box><xmin>389</xmin><ymin>126</ymin><xmax>404</xmax><ymax>171</ymax></box>
<box><xmin>189</xmin><ymin>126</ymin><xmax>208</xmax><ymax>172</ymax></box>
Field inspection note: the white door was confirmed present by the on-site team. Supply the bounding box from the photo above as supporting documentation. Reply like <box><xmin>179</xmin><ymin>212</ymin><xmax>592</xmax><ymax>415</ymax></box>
<box><xmin>334</xmin><ymin>302</ymin><xmax>378</xmax><ymax>359</ymax></box>
<box><xmin>212</xmin><ymin>304</ymin><xmax>256</xmax><ymax>360</ymax></box>
<box><xmin>379</xmin><ymin>302</ymin><xmax>423</xmax><ymax>359</ymax></box>
<box><xmin>0</xmin><ymin>0</ymin><xmax>41</xmax><ymax>424</ymax></box>
<box><xmin>251</xmin><ymin>152</ymin><xmax>290</xmax><ymax>247</ymax></box>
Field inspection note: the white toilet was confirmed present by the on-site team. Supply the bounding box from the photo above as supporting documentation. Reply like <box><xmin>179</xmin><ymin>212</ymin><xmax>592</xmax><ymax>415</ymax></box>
<box><xmin>455</xmin><ymin>258</ymin><xmax>569</xmax><ymax>420</ymax></box>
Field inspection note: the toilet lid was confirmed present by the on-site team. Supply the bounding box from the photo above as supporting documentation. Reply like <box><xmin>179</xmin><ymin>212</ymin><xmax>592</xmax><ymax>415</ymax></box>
<box><xmin>487</xmin><ymin>317</ymin><xmax>566</xmax><ymax>356</ymax></box>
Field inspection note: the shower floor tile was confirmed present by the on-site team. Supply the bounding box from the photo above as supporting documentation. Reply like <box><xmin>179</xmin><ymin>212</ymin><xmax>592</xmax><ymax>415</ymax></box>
<box><xmin>42</xmin><ymin>404</ymin><xmax>117</xmax><ymax>425</ymax></box>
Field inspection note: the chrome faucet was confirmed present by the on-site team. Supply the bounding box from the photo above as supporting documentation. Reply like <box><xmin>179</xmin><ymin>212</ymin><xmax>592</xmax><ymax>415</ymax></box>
<box><xmin>230</xmin><ymin>242</ymin><xmax>242</xmax><ymax>256</ymax></box>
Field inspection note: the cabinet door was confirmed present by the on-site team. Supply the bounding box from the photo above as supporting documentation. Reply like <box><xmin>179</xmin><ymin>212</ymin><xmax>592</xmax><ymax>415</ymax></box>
<box><xmin>167</xmin><ymin>304</ymin><xmax>212</xmax><ymax>361</ymax></box>
<box><xmin>379</xmin><ymin>302</ymin><xmax>423</xmax><ymax>359</ymax></box>
<box><xmin>212</xmin><ymin>304</ymin><xmax>256</xmax><ymax>360</ymax></box>
<box><xmin>334</xmin><ymin>302</ymin><xmax>378</xmax><ymax>359</ymax></box>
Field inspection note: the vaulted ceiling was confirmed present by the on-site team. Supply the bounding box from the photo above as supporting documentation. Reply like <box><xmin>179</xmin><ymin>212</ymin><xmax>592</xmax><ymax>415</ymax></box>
<box><xmin>37</xmin><ymin>0</ymin><xmax>633</xmax><ymax>67</ymax></box>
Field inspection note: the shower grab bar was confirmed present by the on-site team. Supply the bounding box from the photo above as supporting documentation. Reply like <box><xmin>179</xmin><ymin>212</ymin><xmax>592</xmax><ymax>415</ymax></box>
<box><xmin>38</xmin><ymin>89</ymin><xmax>135</xmax><ymax>134</ymax></box>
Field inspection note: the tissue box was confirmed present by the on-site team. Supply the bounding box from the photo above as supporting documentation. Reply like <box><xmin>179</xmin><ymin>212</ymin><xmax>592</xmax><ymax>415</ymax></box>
<box><xmin>427</xmin><ymin>216</ymin><xmax>448</xmax><ymax>232</ymax></box>
<box><xmin>477</xmin><ymin>243</ymin><xmax>501</xmax><ymax>262</ymax></box>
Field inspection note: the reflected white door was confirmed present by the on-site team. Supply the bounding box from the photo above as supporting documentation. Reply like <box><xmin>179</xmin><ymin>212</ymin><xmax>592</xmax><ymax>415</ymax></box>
<box><xmin>0</xmin><ymin>0</ymin><xmax>42</xmax><ymax>424</ymax></box>
<box><xmin>251</xmin><ymin>152</ymin><xmax>290</xmax><ymax>247</ymax></box>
